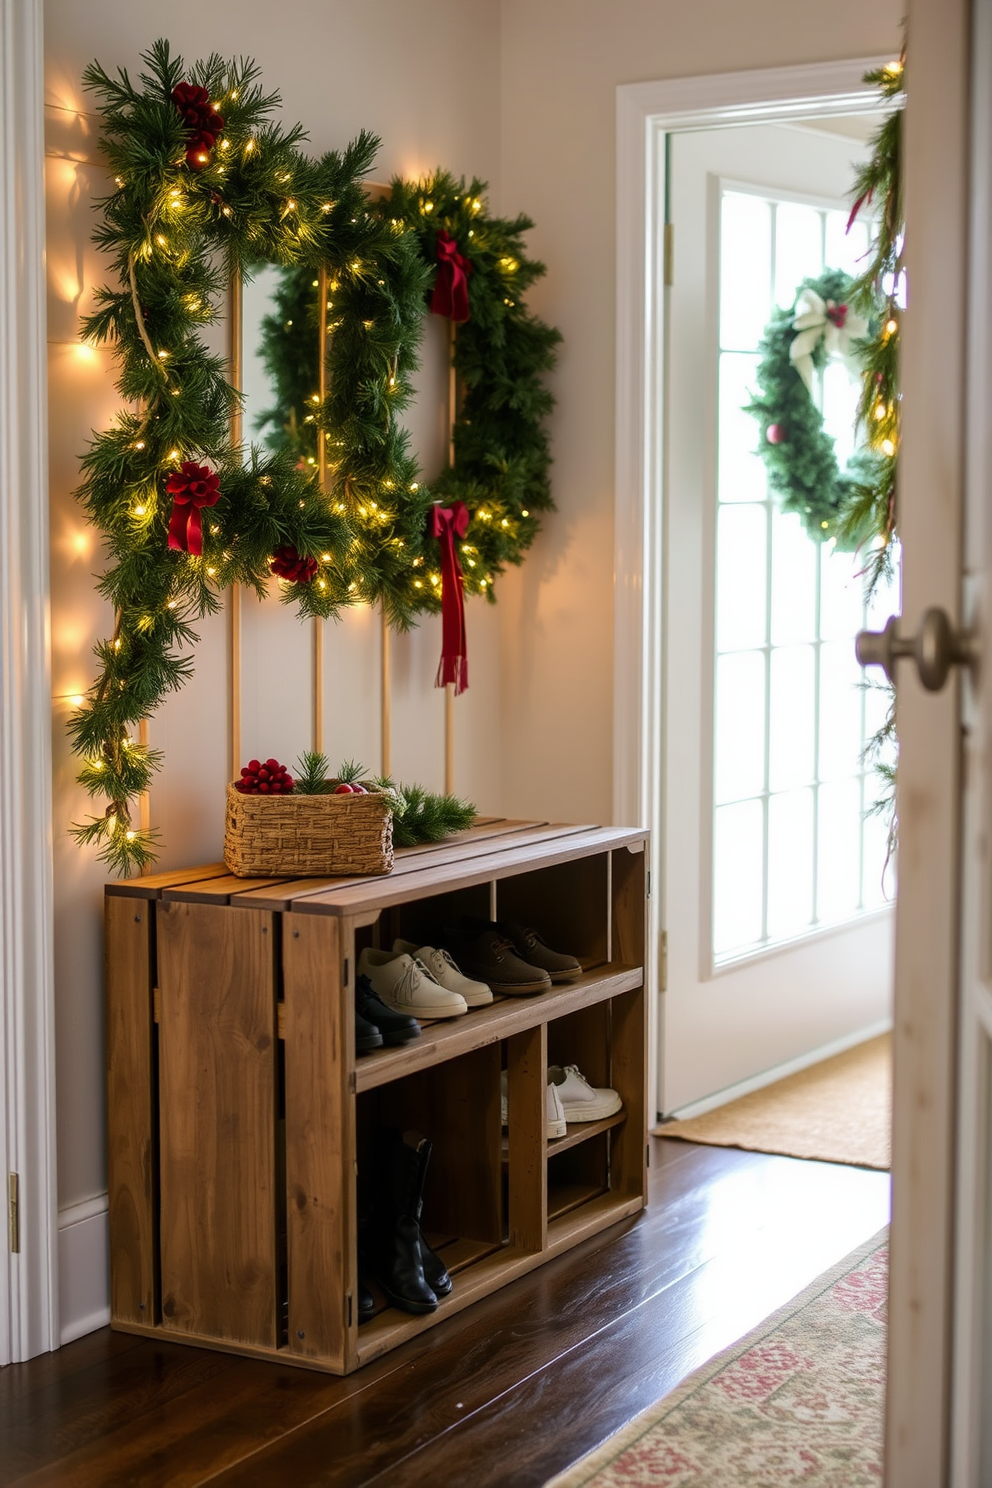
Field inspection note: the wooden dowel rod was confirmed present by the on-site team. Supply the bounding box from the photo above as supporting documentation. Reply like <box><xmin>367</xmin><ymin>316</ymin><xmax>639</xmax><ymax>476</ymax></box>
<box><xmin>228</xmin><ymin>264</ymin><xmax>243</xmax><ymax>779</ymax></box>
<box><xmin>445</xmin><ymin>682</ymin><xmax>455</xmax><ymax>795</ymax></box>
<box><xmin>314</xmin><ymin>617</ymin><xmax>324</xmax><ymax>754</ymax></box>
<box><xmin>138</xmin><ymin>717</ymin><xmax>151</xmax><ymax>876</ymax></box>
<box><xmin>381</xmin><ymin>603</ymin><xmax>391</xmax><ymax>778</ymax></box>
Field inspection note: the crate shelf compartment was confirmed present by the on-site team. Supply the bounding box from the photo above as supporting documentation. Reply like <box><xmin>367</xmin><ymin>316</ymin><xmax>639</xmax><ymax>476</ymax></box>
<box><xmin>105</xmin><ymin>820</ymin><xmax>648</xmax><ymax>1375</ymax></box>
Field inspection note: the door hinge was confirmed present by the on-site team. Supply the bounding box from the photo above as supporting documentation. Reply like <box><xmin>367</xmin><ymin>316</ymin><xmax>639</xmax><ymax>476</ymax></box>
<box><xmin>664</xmin><ymin>222</ymin><xmax>675</xmax><ymax>287</ymax></box>
<box><xmin>647</xmin><ymin>869</ymin><xmax>651</xmax><ymax>898</ymax></box>
<box><xmin>8</xmin><ymin>1172</ymin><xmax>20</xmax><ymax>1254</ymax></box>
<box><xmin>343</xmin><ymin>957</ymin><xmax>350</xmax><ymax>988</ymax></box>
<box><xmin>659</xmin><ymin>930</ymin><xmax>668</xmax><ymax>992</ymax></box>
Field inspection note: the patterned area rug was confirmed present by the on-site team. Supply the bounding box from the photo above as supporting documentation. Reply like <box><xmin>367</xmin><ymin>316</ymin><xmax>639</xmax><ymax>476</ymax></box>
<box><xmin>545</xmin><ymin>1228</ymin><xmax>888</xmax><ymax>1487</ymax></box>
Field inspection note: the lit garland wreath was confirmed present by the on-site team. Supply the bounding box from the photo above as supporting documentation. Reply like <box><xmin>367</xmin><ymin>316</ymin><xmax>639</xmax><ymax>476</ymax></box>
<box><xmin>746</xmin><ymin>267</ymin><xmax>882</xmax><ymax>548</ymax></box>
<box><xmin>257</xmin><ymin>170</ymin><xmax>563</xmax><ymax>608</ymax></box>
<box><xmin>72</xmin><ymin>39</ymin><xmax>437</xmax><ymax>874</ymax></box>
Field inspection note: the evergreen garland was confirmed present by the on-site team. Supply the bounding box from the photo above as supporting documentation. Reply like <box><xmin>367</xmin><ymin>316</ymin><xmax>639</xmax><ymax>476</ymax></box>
<box><xmin>257</xmin><ymin>170</ymin><xmax>563</xmax><ymax>605</ymax></box>
<box><xmin>71</xmin><ymin>40</ymin><xmax>437</xmax><ymax>874</ymax></box>
<box><xmin>294</xmin><ymin>754</ymin><xmax>475</xmax><ymax>845</ymax></box>
<box><xmin>840</xmin><ymin>55</ymin><xmax>904</xmax><ymax>592</ymax></box>
<box><xmin>746</xmin><ymin>268</ymin><xmax>880</xmax><ymax>548</ymax></box>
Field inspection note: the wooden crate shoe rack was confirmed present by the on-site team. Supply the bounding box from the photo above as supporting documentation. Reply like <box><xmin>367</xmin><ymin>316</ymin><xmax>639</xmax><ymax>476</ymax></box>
<box><xmin>104</xmin><ymin>819</ymin><xmax>649</xmax><ymax>1375</ymax></box>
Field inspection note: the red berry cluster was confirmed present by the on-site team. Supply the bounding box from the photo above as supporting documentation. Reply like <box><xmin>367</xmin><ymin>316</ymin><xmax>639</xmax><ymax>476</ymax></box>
<box><xmin>236</xmin><ymin>758</ymin><xmax>295</xmax><ymax>795</ymax></box>
<box><xmin>171</xmin><ymin>82</ymin><xmax>225</xmax><ymax>171</ymax></box>
<box><xmin>270</xmin><ymin>545</ymin><xmax>318</xmax><ymax>584</ymax></box>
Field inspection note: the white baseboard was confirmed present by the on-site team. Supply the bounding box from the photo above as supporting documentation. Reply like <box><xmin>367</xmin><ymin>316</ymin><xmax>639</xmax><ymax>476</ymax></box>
<box><xmin>58</xmin><ymin>1193</ymin><xmax>110</xmax><ymax>1345</ymax></box>
<box><xmin>658</xmin><ymin>1019</ymin><xmax>893</xmax><ymax>1124</ymax></box>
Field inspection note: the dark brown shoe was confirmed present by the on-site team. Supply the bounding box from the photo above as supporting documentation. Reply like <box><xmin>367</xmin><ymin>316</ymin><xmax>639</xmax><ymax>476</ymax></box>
<box><xmin>442</xmin><ymin>926</ymin><xmax>551</xmax><ymax>996</ymax></box>
<box><xmin>498</xmin><ymin>921</ymin><xmax>582</xmax><ymax>983</ymax></box>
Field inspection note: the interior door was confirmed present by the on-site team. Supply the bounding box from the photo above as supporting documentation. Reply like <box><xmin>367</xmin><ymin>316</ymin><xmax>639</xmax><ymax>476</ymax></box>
<box><xmin>663</xmin><ymin>123</ymin><xmax>895</xmax><ymax>1115</ymax></box>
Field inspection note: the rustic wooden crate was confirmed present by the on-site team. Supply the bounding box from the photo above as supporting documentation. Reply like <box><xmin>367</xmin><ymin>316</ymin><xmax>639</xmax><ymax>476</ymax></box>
<box><xmin>105</xmin><ymin>818</ymin><xmax>649</xmax><ymax>1374</ymax></box>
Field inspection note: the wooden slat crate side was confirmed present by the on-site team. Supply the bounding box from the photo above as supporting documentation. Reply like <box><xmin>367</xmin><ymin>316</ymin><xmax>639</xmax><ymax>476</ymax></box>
<box><xmin>104</xmin><ymin>894</ymin><xmax>157</xmax><ymax>1325</ymax></box>
<box><xmin>610</xmin><ymin>985</ymin><xmax>648</xmax><ymax>1204</ymax></box>
<box><xmin>156</xmin><ymin>902</ymin><xmax>278</xmax><ymax>1347</ymax></box>
<box><xmin>507</xmin><ymin>1023</ymin><xmax>548</xmax><ymax>1252</ymax></box>
<box><xmin>282</xmin><ymin>913</ymin><xmax>351</xmax><ymax>1369</ymax></box>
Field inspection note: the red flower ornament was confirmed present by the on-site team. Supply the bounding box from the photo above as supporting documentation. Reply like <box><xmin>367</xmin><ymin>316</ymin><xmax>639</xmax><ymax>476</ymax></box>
<box><xmin>165</xmin><ymin>460</ymin><xmax>221</xmax><ymax>556</ymax></box>
<box><xmin>270</xmin><ymin>545</ymin><xmax>318</xmax><ymax>584</ymax></box>
<box><xmin>171</xmin><ymin>82</ymin><xmax>225</xmax><ymax>171</ymax></box>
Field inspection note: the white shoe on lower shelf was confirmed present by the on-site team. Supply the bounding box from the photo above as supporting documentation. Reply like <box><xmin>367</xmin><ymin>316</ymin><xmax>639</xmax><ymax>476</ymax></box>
<box><xmin>499</xmin><ymin>1069</ymin><xmax>568</xmax><ymax>1139</ymax></box>
<box><xmin>393</xmin><ymin>939</ymin><xmax>493</xmax><ymax>1006</ymax></box>
<box><xmin>357</xmin><ymin>949</ymin><xmax>468</xmax><ymax>1019</ymax></box>
<box><xmin>551</xmin><ymin>1064</ymin><xmax>622</xmax><ymax>1123</ymax></box>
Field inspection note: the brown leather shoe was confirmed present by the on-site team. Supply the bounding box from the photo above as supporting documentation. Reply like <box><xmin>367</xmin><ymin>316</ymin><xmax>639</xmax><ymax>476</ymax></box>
<box><xmin>442</xmin><ymin>926</ymin><xmax>551</xmax><ymax>995</ymax></box>
<box><xmin>498</xmin><ymin>921</ymin><xmax>583</xmax><ymax>983</ymax></box>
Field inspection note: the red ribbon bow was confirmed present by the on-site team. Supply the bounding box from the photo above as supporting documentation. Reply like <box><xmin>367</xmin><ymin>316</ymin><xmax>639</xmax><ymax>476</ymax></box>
<box><xmin>166</xmin><ymin>461</ymin><xmax>221</xmax><ymax>556</ymax></box>
<box><xmin>430</xmin><ymin>230</ymin><xmax>472</xmax><ymax>324</ymax></box>
<box><xmin>429</xmin><ymin>501</ymin><xmax>470</xmax><ymax>694</ymax></box>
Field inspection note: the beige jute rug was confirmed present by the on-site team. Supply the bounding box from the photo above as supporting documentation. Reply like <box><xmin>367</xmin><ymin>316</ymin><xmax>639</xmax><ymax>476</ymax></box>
<box><xmin>659</xmin><ymin>1033</ymin><xmax>891</xmax><ymax>1170</ymax></box>
<box><xmin>544</xmin><ymin>1227</ymin><xmax>889</xmax><ymax>1487</ymax></box>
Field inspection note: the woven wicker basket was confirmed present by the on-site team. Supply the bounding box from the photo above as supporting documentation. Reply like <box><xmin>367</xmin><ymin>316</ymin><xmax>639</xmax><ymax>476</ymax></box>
<box><xmin>224</xmin><ymin>782</ymin><xmax>394</xmax><ymax>878</ymax></box>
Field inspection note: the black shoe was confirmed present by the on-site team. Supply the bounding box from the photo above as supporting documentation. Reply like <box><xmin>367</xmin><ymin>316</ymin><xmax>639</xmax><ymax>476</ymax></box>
<box><xmin>356</xmin><ymin>1009</ymin><xmax>384</xmax><ymax>1055</ymax></box>
<box><xmin>369</xmin><ymin>1128</ymin><xmax>438</xmax><ymax>1315</ymax></box>
<box><xmin>420</xmin><ymin>1230</ymin><xmax>452</xmax><ymax>1297</ymax></box>
<box><xmin>358</xmin><ymin>1277</ymin><xmax>376</xmax><ymax>1323</ymax></box>
<box><xmin>356</xmin><ymin>974</ymin><xmax>421</xmax><ymax>1045</ymax></box>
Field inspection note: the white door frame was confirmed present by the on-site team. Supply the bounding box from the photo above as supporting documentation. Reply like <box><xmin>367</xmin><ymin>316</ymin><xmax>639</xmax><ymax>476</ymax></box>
<box><xmin>0</xmin><ymin>0</ymin><xmax>60</xmax><ymax>1363</ymax></box>
<box><xmin>613</xmin><ymin>56</ymin><xmax>890</xmax><ymax>1120</ymax></box>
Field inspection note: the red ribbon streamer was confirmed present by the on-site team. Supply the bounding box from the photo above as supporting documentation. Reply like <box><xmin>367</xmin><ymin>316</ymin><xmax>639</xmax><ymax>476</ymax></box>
<box><xmin>430</xmin><ymin>501</ymin><xmax>470</xmax><ymax>694</ymax></box>
<box><xmin>166</xmin><ymin>461</ymin><xmax>220</xmax><ymax>557</ymax></box>
<box><xmin>430</xmin><ymin>230</ymin><xmax>472</xmax><ymax>324</ymax></box>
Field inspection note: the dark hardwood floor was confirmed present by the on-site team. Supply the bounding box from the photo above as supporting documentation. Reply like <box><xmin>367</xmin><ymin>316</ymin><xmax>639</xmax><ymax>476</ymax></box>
<box><xmin>0</xmin><ymin>1139</ymin><xmax>890</xmax><ymax>1487</ymax></box>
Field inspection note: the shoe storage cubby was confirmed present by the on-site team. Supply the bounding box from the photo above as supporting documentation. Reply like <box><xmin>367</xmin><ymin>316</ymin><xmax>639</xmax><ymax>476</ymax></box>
<box><xmin>104</xmin><ymin>818</ymin><xmax>648</xmax><ymax>1374</ymax></box>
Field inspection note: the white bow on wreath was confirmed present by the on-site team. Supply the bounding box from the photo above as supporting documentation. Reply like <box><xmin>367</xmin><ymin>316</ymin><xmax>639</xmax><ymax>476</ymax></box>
<box><xmin>789</xmin><ymin>289</ymin><xmax>868</xmax><ymax>392</ymax></box>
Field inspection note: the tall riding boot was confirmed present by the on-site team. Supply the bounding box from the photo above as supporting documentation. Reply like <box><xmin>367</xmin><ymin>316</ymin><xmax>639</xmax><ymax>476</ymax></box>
<box><xmin>410</xmin><ymin>1137</ymin><xmax>453</xmax><ymax>1298</ymax></box>
<box><xmin>370</xmin><ymin>1128</ymin><xmax>438</xmax><ymax>1315</ymax></box>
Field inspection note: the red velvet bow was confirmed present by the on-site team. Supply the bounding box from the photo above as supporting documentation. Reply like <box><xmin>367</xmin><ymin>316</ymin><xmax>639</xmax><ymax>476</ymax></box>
<box><xmin>166</xmin><ymin>461</ymin><xmax>220</xmax><ymax>556</ymax></box>
<box><xmin>429</xmin><ymin>501</ymin><xmax>470</xmax><ymax>694</ymax></box>
<box><xmin>430</xmin><ymin>230</ymin><xmax>472</xmax><ymax>324</ymax></box>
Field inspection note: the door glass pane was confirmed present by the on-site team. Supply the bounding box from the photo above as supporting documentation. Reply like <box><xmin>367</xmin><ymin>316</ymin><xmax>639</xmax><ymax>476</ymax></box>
<box><xmin>716</xmin><ymin>504</ymin><xmax>767</xmax><ymax>651</ymax></box>
<box><xmin>825</xmin><ymin>209</ymin><xmax>869</xmax><ymax>276</ymax></box>
<box><xmin>718</xmin><ymin>353</ymin><xmax>765</xmax><ymax>502</ymax></box>
<box><xmin>715</xmin><ymin>651</ymin><xmax>766</xmax><ymax>803</ymax></box>
<box><xmin>818</xmin><ymin>777</ymin><xmax>863</xmax><ymax>922</ymax></box>
<box><xmin>714</xmin><ymin>799</ymin><xmax>764</xmax><ymax>954</ymax></box>
<box><xmin>770</xmin><ymin>511</ymin><xmax>817</xmax><ymax>644</ymax></box>
<box><xmin>767</xmin><ymin>788</ymin><xmax>814</xmax><ymax>938</ymax></box>
<box><xmin>819</xmin><ymin>639</ymin><xmax>863</xmax><ymax>780</ymax></box>
<box><xmin>769</xmin><ymin>645</ymin><xmax>815</xmax><ymax>791</ymax></box>
<box><xmin>774</xmin><ymin>202</ymin><xmax>823</xmax><ymax>308</ymax></box>
<box><xmin>720</xmin><ymin>193</ymin><xmax>772</xmax><ymax>351</ymax></box>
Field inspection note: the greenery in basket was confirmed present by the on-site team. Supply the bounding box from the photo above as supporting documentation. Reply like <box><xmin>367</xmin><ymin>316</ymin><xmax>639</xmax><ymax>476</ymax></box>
<box><xmin>295</xmin><ymin>753</ymin><xmax>475</xmax><ymax>846</ymax></box>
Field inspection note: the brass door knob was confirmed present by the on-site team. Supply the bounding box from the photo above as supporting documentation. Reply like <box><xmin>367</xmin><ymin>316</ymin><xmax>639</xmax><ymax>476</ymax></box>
<box><xmin>856</xmin><ymin>607</ymin><xmax>975</xmax><ymax>692</ymax></box>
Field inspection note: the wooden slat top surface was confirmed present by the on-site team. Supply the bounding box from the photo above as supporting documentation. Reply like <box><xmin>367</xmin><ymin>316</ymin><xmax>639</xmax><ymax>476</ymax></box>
<box><xmin>294</xmin><ymin>824</ymin><xmax>646</xmax><ymax>917</ymax></box>
<box><xmin>103</xmin><ymin>819</ymin><xmax>647</xmax><ymax>908</ymax></box>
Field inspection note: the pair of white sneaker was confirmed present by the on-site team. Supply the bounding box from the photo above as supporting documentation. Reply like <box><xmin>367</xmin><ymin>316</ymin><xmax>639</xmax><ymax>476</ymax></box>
<box><xmin>358</xmin><ymin>941</ymin><xmax>493</xmax><ymax>1021</ymax></box>
<box><xmin>500</xmin><ymin>1065</ymin><xmax>623</xmax><ymax>1139</ymax></box>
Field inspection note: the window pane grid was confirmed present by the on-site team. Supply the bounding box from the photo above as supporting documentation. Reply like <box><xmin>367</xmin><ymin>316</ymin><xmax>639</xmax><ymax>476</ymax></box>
<box><xmin>712</xmin><ymin>187</ymin><xmax>890</xmax><ymax>964</ymax></box>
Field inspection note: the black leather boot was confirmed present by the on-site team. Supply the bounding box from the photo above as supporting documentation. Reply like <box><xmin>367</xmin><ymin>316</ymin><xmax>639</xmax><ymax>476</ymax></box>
<box><xmin>370</xmin><ymin>1128</ymin><xmax>438</xmax><ymax>1315</ymax></box>
<box><xmin>420</xmin><ymin>1229</ymin><xmax>452</xmax><ymax>1298</ymax></box>
<box><xmin>356</xmin><ymin>975</ymin><xmax>421</xmax><ymax>1046</ymax></box>
<box><xmin>357</xmin><ymin>1276</ymin><xmax>376</xmax><ymax>1323</ymax></box>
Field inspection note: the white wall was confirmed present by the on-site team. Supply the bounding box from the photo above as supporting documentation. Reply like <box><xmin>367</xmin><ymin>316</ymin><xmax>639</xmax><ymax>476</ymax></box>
<box><xmin>44</xmin><ymin>0</ymin><xmax>503</xmax><ymax>1340</ymax></box>
<box><xmin>496</xmin><ymin>0</ymin><xmax>903</xmax><ymax>823</ymax></box>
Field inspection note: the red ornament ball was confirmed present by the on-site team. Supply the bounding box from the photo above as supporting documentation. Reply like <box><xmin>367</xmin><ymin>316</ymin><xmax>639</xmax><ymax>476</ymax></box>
<box><xmin>766</xmin><ymin>423</ymin><xmax>786</xmax><ymax>445</ymax></box>
<box><xmin>333</xmin><ymin>783</ymin><xmax>355</xmax><ymax>795</ymax></box>
<box><xmin>235</xmin><ymin>757</ymin><xmax>295</xmax><ymax>794</ymax></box>
<box><xmin>270</xmin><ymin>545</ymin><xmax>318</xmax><ymax>584</ymax></box>
<box><xmin>171</xmin><ymin>82</ymin><xmax>225</xmax><ymax>171</ymax></box>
